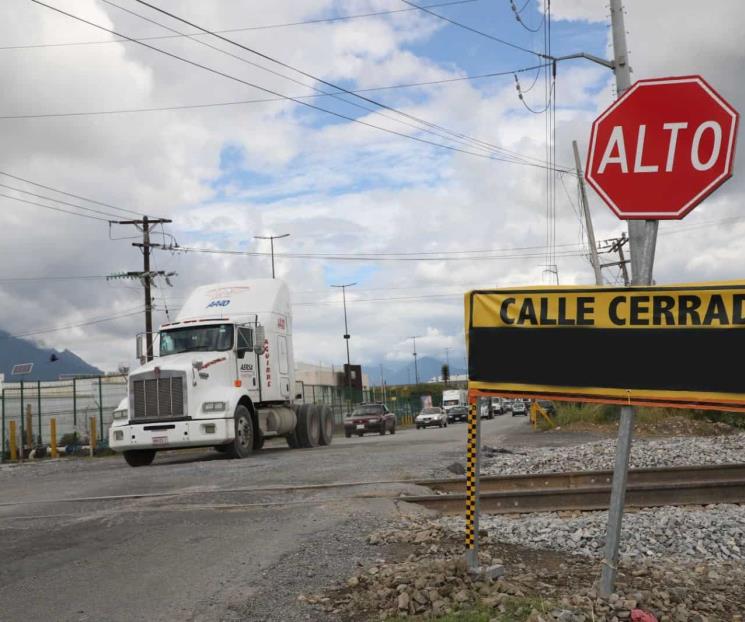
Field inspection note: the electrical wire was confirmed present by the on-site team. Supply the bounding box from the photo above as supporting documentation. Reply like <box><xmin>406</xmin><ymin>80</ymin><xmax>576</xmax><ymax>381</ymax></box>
<box><xmin>2</xmin><ymin>1</ymin><xmax>478</xmax><ymax>50</ymax></box>
<box><xmin>0</xmin><ymin>182</ymin><xmax>124</xmax><ymax>220</ymax></box>
<box><xmin>0</xmin><ymin>275</ymin><xmax>108</xmax><ymax>283</ymax></box>
<box><xmin>0</xmin><ymin>64</ymin><xmax>548</xmax><ymax>122</ymax></box>
<box><xmin>2</xmin><ymin>307</ymin><xmax>144</xmax><ymax>339</ymax></box>
<box><xmin>399</xmin><ymin>0</ymin><xmax>546</xmax><ymax>59</ymax></box>
<box><xmin>108</xmin><ymin>0</ymin><xmax>534</xmax><ymax>165</ymax></box>
<box><xmin>169</xmin><ymin>244</ymin><xmax>588</xmax><ymax>262</ymax></box>
<box><xmin>30</xmin><ymin>0</ymin><xmax>570</xmax><ymax>174</ymax></box>
<box><xmin>0</xmin><ymin>192</ymin><xmax>110</xmax><ymax>222</ymax></box>
<box><xmin>0</xmin><ymin>169</ymin><xmax>144</xmax><ymax>217</ymax></box>
<box><xmin>509</xmin><ymin>0</ymin><xmax>545</xmax><ymax>32</ymax></box>
<box><xmin>127</xmin><ymin>0</ymin><xmax>555</xmax><ymax>169</ymax></box>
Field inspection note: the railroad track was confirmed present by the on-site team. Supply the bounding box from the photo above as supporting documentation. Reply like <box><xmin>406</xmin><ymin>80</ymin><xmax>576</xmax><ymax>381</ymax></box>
<box><xmin>404</xmin><ymin>464</ymin><xmax>745</xmax><ymax>515</ymax></box>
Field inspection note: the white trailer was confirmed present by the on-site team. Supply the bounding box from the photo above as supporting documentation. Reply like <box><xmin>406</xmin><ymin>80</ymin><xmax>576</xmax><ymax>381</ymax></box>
<box><xmin>441</xmin><ymin>388</ymin><xmax>467</xmax><ymax>413</ymax></box>
<box><xmin>109</xmin><ymin>280</ymin><xmax>333</xmax><ymax>466</ymax></box>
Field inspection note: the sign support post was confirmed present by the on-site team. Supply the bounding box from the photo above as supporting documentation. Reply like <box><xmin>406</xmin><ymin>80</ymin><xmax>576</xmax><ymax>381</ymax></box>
<box><xmin>600</xmin><ymin>0</ymin><xmax>645</xmax><ymax>597</ymax></box>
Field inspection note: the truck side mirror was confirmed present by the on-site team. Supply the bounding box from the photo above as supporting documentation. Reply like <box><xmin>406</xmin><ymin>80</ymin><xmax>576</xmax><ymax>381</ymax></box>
<box><xmin>253</xmin><ymin>325</ymin><xmax>265</xmax><ymax>354</ymax></box>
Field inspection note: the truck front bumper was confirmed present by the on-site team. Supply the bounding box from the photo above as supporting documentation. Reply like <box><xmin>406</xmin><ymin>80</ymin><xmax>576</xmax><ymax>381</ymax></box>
<box><xmin>109</xmin><ymin>418</ymin><xmax>233</xmax><ymax>452</ymax></box>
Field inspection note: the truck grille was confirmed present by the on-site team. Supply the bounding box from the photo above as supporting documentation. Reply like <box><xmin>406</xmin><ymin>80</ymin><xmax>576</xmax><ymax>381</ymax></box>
<box><xmin>131</xmin><ymin>373</ymin><xmax>186</xmax><ymax>420</ymax></box>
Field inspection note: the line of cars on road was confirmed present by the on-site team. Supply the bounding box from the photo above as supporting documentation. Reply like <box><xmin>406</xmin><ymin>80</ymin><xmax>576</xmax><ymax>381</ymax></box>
<box><xmin>343</xmin><ymin>398</ymin><xmax>557</xmax><ymax>437</ymax></box>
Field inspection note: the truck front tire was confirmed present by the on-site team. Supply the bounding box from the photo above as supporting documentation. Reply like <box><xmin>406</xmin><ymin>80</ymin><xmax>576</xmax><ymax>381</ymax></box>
<box><xmin>226</xmin><ymin>405</ymin><xmax>254</xmax><ymax>459</ymax></box>
<box><xmin>123</xmin><ymin>449</ymin><xmax>156</xmax><ymax>467</ymax></box>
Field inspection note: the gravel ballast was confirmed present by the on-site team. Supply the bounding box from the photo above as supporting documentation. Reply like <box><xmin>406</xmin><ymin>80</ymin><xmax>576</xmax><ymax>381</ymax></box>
<box><xmin>481</xmin><ymin>433</ymin><xmax>745</xmax><ymax>476</ymax></box>
<box><xmin>440</xmin><ymin>504</ymin><xmax>745</xmax><ymax>562</ymax></box>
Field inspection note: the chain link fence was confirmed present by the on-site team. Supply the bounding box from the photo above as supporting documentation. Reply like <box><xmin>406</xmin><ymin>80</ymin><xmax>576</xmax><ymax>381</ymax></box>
<box><xmin>1</xmin><ymin>376</ymin><xmax>128</xmax><ymax>460</ymax></box>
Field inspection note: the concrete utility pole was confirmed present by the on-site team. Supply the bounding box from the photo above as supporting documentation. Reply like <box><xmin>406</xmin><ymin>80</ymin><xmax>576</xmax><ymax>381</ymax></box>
<box><xmin>112</xmin><ymin>216</ymin><xmax>173</xmax><ymax>362</ymax></box>
<box><xmin>572</xmin><ymin>140</ymin><xmax>603</xmax><ymax>286</ymax></box>
<box><xmin>600</xmin><ymin>0</ymin><xmax>655</xmax><ymax>597</ymax></box>
<box><xmin>254</xmin><ymin>233</ymin><xmax>290</xmax><ymax>279</ymax></box>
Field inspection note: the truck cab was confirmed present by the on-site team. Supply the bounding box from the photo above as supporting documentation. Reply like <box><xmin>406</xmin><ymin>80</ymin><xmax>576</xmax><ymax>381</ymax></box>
<box><xmin>109</xmin><ymin>280</ymin><xmax>333</xmax><ymax>466</ymax></box>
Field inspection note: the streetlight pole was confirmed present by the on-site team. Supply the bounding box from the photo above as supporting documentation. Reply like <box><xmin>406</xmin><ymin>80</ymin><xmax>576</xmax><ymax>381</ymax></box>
<box><xmin>331</xmin><ymin>282</ymin><xmax>357</xmax><ymax>405</ymax></box>
<box><xmin>409</xmin><ymin>336</ymin><xmax>422</xmax><ymax>385</ymax></box>
<box><xmin>254</xmin><ymin>233</ymin><xmax>290</xmax><ymax>279</ymax></box>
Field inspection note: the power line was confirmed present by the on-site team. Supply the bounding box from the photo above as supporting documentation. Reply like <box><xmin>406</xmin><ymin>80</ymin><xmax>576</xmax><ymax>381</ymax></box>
<box><xmin>2</xmin><ymin>307</ymin><xmax>144</xmax><ymax>339</ymax></box>
<box><xmin>170</xmin><ymin>244</ymin><xmax>588</xmax><ymax>262</ymax></box>
<box><xmin>3</xmin><ymin>1</ymin><xmax>478</xmax><ymax>50</ymax></box>
<box><xmin>400</xmin><ymin>0</ymin><xmax>546</xmax><ymax>59</ymax></box>
<box><xmin>31</xmin><ymin>1</ymin><xmax>569</xmax><ymax>173</ymax></box>
<box><xmin>0</xmin><ymin>192</ymin><xmax>110</xmax><ymax>222</ymax></box>
<box><xmin>0</xmin><ymin>275</ymin><xmax>108</xmax><ymax>283</ymax></box>
<box><xmin>0</xmin><ymin>182</ymin><xmax>124</xmax><ymax>220</ymax></box>
<box><xmin>127</xmin><ymin>0</ymin><xmax>556</xmax><ymax>169</ymax></box>
<box><xmin>0</xmin><ymin>169</ymin><xmax>143</xmax><ymax>217</ymax></box>
<box><xmin>107</xmin><ymin>0</ymin><xmax>521</xmax><ymax>164</ymax></box>
<box><xmin>0</xmin><ymin>64</ymin><xmax>548</xmax><ymax>122</ymax></box>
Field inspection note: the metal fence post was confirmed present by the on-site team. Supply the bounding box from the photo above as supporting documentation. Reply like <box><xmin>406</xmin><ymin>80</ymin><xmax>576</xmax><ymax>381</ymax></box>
<box><xmin>20</xmin><ymin>380</ymin><xmax>24</xmax><ymax>456</ymax></box>
<box><xmin>98</xmin><ymin>377</ymin><xmax>104</xmax><ymax>441</ymax></box>
<box><xmin>37</xmin><ymin>380</ymin><xmax>42</xmax><ymax>445</ymax></box>
<box><xmin>73</xmin><ymin>378</ymin><xmax>77</xmax><ymax>427</ymax></box>
<box><xmin>1</xmin><ymin>388</ymin><xmax>5</xmax><ymax>463</ymax></box>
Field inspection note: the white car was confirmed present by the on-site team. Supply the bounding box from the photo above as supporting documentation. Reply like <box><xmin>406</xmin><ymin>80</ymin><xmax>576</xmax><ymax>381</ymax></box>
<box><xmin>416</xmin><ymin>407</ymin><xmax>448</xmax><ymax>429</ymax></box>
<box><xmin>511</xmin><ymin>400</ymin><xmax>527</xmax><ymax>416</ymax></box>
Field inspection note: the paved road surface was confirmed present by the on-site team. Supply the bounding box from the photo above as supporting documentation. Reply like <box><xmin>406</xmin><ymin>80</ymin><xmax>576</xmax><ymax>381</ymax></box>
<box><xmin>0</xmin><ymin>415</ymin><xmax>598</xmax><ymax>622</ymax></box>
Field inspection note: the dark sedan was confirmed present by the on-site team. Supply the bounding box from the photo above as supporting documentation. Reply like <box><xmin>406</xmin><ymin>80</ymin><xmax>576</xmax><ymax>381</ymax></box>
<box><xmin>447</xmin><ymin>405</ymin><xmax>469</xmax><ymax>423</ymax></box>
<box><xmin>344</xmin><ymin>403</ymin><xmax>396</xmax><ymax>437</ymax></box>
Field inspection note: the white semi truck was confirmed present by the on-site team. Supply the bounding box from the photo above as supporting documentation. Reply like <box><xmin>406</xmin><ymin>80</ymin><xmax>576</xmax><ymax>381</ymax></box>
<box><xmin>109</xmin><ymin>279</ymin><xmax>333</xmax><ymax>466</ymax></box>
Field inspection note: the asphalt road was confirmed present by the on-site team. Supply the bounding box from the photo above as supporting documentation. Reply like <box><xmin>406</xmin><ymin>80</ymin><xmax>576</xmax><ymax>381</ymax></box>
<box><xmin>0</xmin><ymin>414</ymin><xmax>595</xmax><ymax>622</ymax></box>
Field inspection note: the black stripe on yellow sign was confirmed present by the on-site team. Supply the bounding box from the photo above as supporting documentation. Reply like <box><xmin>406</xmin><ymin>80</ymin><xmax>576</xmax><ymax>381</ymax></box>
<box><xmin>469</xmin><ymin>326</ymin><xmax>745</xmax><ymax>394</ymax></box>
<box><xmin>464</xmin><ymin>401</ymin><xmax>478</xmax><ymax>550</ymax></box>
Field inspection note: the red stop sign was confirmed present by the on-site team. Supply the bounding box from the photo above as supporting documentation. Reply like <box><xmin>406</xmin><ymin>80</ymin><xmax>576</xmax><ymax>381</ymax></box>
<box><xmin>586</xmin><ymin>75</ymin><xmax>739</xmax><ymax>219</ymax></box>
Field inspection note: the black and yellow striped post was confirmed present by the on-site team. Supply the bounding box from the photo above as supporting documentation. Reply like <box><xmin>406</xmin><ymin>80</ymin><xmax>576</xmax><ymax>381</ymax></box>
<box><xmin>464</xmin><ymin>395</ymin><xmax>482</xmax><ymax>570</ymax></box>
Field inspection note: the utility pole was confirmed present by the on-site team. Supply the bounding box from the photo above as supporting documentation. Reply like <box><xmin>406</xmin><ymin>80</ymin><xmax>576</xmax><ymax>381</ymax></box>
<box><xmin>573</xmin><ymin>140</ymin><xmax>603</xmax><ymax>286</ymax></box>
<box><xmin>331</xmin><ymin>283</ymin><xmax>356</xmax><ymax>404</ymax></box>
<box><xmin>380</xmin><ymin>364</ymin><xmax>387</xmax><ymax>404</ymax></box>
<box><xmin>409</xmin><ymin>336</ymin><xmax>421</xmax><ymax>385</ymax></box>
<box><xmin>111</xmin><ymin>216</ymin><xmax>173</xmax><ymax>362</ymax></box>
<box><xmin>254</xmin><ymin>233</ymin><xmax>290</xmax><ymax>279</ymax></box>
<box><xmin>601</xmin><ymin>0</ymin><xmax>655</xmax><ymax>597</ymax></box>
<box><xmin>598</xmin><ymin>234</ymin><xmax>631</xmax><ymax>286</ymax></box>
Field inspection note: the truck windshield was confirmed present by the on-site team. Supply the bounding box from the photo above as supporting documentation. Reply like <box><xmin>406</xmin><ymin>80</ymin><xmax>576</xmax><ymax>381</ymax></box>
<box><xmin>160</xmin><ymin>324</ymin><xmax>234</xmax><ymax>356</ymax></box>
<box><xmin>443</xmin><ymin>399</ymin><xmax>459</xmax><ymax>406</ymax></box>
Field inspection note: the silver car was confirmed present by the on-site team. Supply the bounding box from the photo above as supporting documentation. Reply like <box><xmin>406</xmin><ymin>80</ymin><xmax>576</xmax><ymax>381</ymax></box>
<box><xmin>416</xmin><ymin>407</ymin><xmax>448</xmax><ymax>429</ymax></box>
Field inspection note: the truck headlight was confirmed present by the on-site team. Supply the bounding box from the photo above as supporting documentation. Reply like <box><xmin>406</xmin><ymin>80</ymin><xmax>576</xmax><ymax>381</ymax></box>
<box><xmin>112</xmin><ymin>409</ymin><xmax>128</xmax><ymax>421</ymax></box>
<box><xmin>203</xmin><ymin>401</ymin><xmax>227</xmax><ymax>412</ymax></box>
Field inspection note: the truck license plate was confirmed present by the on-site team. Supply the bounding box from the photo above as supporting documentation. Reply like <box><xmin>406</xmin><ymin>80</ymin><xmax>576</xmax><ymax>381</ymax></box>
<box><xmin>356</xmin><ymin>424</ymin><xmax>365</xmax><ymax>430</ymax></box>
<box><xmin>152</xmin><ymin>436</ymin><xmax>169</xmax><ymax>446</ymax></box>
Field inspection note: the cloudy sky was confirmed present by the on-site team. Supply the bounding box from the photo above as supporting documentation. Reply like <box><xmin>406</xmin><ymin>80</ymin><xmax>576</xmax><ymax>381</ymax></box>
<box><xmin>0</xmin><ymin>0</ymin><xmax>743</xmax><ymax>374</ymax></box>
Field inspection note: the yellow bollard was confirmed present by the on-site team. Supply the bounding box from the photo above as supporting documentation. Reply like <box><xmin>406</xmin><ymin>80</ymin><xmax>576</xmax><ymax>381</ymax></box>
<box><xmin>89</xmin><ymin>417</ymin><xmax>97</xmax><ymax>456</ymax></box>
<box><xmin>50</xmin><ymin>418</ymin><xmax>58</xmax><ymax>459</ymax></box>
<box><xmin>9</xmin><ymin>420</ymin><xmax>17</xmax><ymax>461</ymax></box>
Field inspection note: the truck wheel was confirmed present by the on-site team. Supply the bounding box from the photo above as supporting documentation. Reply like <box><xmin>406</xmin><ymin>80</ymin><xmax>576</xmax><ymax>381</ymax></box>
<box><xmin>286</xmin><ymin>430</ymin><xmax>300</xmax><ymax>449</ymax></box>
<box><xmin>296</xmin><ymin>404</ymin><xmax>320</xmax><ymax>448</ymax></box>
<box><xmin>226</xmin><ymin>405</ymin><xmax>254</xmax><ymax>459</ymax></box>
<box><xmin>318</xmin><ymin>405</ymin><xmax>334</xmax><ymax>446</ymax></box>
<box><xmin>123</xmin><ymin>449</ymin><xmax>156</xmax><ymax>467</ymax></box>
<box><xmin>390</xmin><ymin>424</ymin><xmax>396</xmax><ymax>435</ymax></box>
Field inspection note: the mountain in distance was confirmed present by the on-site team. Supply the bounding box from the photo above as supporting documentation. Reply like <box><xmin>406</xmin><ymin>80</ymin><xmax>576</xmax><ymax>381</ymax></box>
<box><xmin>0</xmin><ymin>329</ymin><xmax>102</xmax><ymax>382</ymax></box>
<box><xmin>365</xmin><ymin>356</ymin><xmax>467</xmax><ymax>387</ymax></box>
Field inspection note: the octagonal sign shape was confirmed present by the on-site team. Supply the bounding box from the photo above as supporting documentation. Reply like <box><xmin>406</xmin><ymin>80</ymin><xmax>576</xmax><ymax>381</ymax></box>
<box><xmin>586</xmin><ymin>75</ymin><xmax>739</xmax><ymax>219</ymax></box>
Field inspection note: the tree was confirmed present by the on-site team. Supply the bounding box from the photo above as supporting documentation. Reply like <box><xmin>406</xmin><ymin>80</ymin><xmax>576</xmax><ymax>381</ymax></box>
<box><xmin>441</xmin><ymin>363</ymin><xmax>450</xmax><ymax>385</ymax></box>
